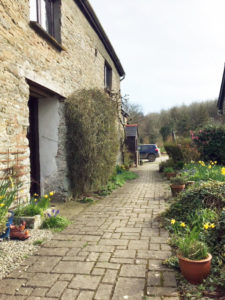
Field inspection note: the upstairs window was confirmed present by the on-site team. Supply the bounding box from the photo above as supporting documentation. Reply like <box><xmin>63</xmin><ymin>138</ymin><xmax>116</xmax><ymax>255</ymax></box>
<box><xmin>104</xmin><ymin>62</ymin><xmax>112</xmax><ymax>91</ymax></box>
<box><xmin>30</xmin><ymin>0</ymin><xmax>61</xmax><ymax>43</ymax></box>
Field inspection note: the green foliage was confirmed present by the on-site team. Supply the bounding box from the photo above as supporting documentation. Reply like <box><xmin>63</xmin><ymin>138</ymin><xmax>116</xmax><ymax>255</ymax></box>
<box><xmin>98</xmin><ymin>167</ymin><xmax>138</xmax><ymax>196</ymax></box>
<box><xmin>170</xmin><ymin>176</ymin><xmax>186</xmax><ymax>185</ymax></box>
<box><xmin>163</xmin><ymin>167</ymin><xmax>175</xmax><ymax>173</ymax></box>
<box><xmin>79</xmin><ymin>197</ymin><xmax>94</xmax><ymax>204</ymax></box>
<box><xmin>164</xmin><ymin>181</ymin><xmax>225</xmax><ymax>223</ymax></box>
<box><xmin>163</xmin><ymin>161</ymin><xmax>225</xmax><ymax>295</ymax></box>
<box><xmin>14</xmin><ymin>204</ymin><xmax>43</xmax><ymax>217</ymax></box>
<box><xmin>159</xmin><ymin>159</ymin><xmax>184</xmax><ymax>173</ymax></box>
<box><xmin>0</xmin><ymin>178</ymin><xmax>20</xmax><ymax>233</ymax></box>
<box><xmin>14</xmin><ymin>192</ymin><xmax>53</xmax><ymax>217</ymax></box>
<box><xmin>164</xmin><ymin>143</ymin><xmax>184</xmax><ymax>162</ymax></box>
<box><xmin>33</xmin><ymin>239</ymin><xmax>45</xmax><ymax>245</ymax></box>
<box><xmin>160</xmin><ymin>125</ymin><xmax>171</xmax><ymax>142</ymax></box>
<box><xmin>163</xmin><ymin>256</ymin><xmax>179</xmax><ymax>269</ymax></box>
<box><xmin>65</xmin><ymin>89</ymin><xmax>119</xmax><ymax>197</ymax></box>
<box><xmin>182</xmin><ymin>162</ymin><xmax>225</xmax><ymax>182</ymax></box>
<box><xmin>41</xmin><ymin>215</ymin><xmax>70</xmax><ymax>232</ymax></box>
<box><xmin>177</xmin><ymin>231</ymin><xmax>208</xmax><ymax>260</ymax></box>
<box><xmin>191</xmin><ymin>125</ymin><xmax>225</xmax><ymax>164</ymax></box>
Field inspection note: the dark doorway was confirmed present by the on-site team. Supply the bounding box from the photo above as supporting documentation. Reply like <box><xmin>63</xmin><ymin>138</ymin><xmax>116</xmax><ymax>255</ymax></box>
<box><xmin>27</xmin><ymin>96</ymin><xmax>40</xmax><ymax>196</ymax></box>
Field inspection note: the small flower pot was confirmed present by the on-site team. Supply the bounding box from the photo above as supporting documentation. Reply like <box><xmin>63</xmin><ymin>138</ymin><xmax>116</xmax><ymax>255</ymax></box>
<box><xmin>178</xmin><ymin>253</ymin><xmax>212</xmax><ymax>285</ymax></box>
<box><xmin>170</xmin><ymin>184</ymin><xmax>185</xmax><ymax>196</ymax></box>
<box><xmin>166</xmin><ymin>172</ymin><xmax>176</xmax><ymax>179</ymax></box>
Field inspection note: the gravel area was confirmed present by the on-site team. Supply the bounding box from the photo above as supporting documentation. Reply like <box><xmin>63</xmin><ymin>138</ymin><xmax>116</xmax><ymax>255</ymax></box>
<box><xmin>0</xmin><ymin>229</ymin><xmax>53</xmax><ymax>279</ymax></box>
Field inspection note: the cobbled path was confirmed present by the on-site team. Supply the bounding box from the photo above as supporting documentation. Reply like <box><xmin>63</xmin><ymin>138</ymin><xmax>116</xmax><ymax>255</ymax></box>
<box><xmin>0</xmin><ymin>160</ymin><xmax>180</xmax><ymax>299</ymax></box>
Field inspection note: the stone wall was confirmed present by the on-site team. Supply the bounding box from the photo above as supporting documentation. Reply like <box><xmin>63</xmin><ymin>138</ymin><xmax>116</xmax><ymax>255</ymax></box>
<box><xmin>0</xmin><ymin>0</ymin><xmax>123</xmax><ymax>201</ymax></box>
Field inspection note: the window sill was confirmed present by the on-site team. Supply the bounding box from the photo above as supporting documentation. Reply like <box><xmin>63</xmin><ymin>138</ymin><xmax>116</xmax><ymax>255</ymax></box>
<box><xmin>30</xmin><ymin>21</ymin><xmax>66</xmax><ymax>52</ymax></box>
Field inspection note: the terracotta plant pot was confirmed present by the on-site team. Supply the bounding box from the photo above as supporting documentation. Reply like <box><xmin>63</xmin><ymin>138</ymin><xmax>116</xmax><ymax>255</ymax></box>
<box><xmin>178</xmin><ymin>253</ymin><xmax>212</xmax><ymax>285</ymax></box>
<box><xmin>166</xmin><ymin>172</ymin><xmax>176</xmax><ymax>179</ymax></box>
<box><xmin>170</xmin><ymin>184</ymin><xmax>185</xmax><ymax>196</ymax></box>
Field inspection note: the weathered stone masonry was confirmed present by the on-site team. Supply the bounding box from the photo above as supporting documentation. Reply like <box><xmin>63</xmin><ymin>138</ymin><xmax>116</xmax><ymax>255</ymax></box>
<box><xmin>0</xmin><ymin>0</ymin><xmax>125</xmax><ymax>202</ymax></box>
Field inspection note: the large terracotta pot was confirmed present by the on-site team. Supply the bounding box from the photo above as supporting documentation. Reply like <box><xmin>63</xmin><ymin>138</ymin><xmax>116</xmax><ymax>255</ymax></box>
<box><xmin>170</xmin><ymin>184</ymin><xmax>185</xmax><ymax>196</ymax></box>
<box><xmin>178</xmin><ymin>253</ymin><xmax>212</xmax><ymax>285</ymax></box>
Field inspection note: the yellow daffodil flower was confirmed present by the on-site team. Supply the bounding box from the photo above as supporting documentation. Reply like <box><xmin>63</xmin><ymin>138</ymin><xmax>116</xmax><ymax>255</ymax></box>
<box><xmin>180</xmin><ymin>222</ymin><xmax>185</xmax><ymax>227</ymax></box>
<box><xmin>204</xmin><ymin>223</ymin><xmax>209</xmax><ymax>230</ymax></box>
<box><xmin>221</xmin><ymin>168</ymin><xmax>225</xmax><ymax>175</ymax></box>
<box><xmin>210</xmin><ymin>223</ymin><xmax>215</xmax><ymax>229</ymax></box>
<box><xmin>0</xmin><ymin>203</ymin><xmax>5</xmax><ymax>207</ymax></box>
<box><xmin>208</xmin><ymin>165</ymin><xmax>212</xmax><ymax>169</ymax></box>
<box><xmin>49</xmin><ymin>191</ymin><xmax>54</xmax><ymax>196</ymax></box>
<box><xmin>171</xmin><ymin>219</ymin><xmax>176</xmax><ymax>225</ymax></box>
<box><xmin>33</xmin><ymin>193</ymin><xmax>39</xmax><ymax>197</ymax></box>
<box><xmin>34</xmin><ymin>198</ymin><xmax>37</xmax><ymax>202</ymax></box>
<box><xmin>44</xmin><ymin>194</ymin><xmax>48</xmax><ymax>199</ymax></box>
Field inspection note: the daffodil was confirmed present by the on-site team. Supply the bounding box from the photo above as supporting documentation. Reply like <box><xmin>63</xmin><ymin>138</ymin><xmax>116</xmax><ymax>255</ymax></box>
<box><xmin>210</xmin><ymin>223</ymin><xmax>215</xmax><ymax>229</ymax></box>
<box><xmin>49</xmin><ymin>191</ymin><xmax>54</xmax><ymax>196</ymax></box>
<box><xmin>221</xmin><ymin>168</ymin><xmax>225</xmax><ymax>175</ymax></box>
<box><xmin>180</xmin><ymin>222</ymin><xmax>185</xmax><ymax>227</ymax></box>
<box><xmin>171</xmin><ymin>219</ymin><xmax>176</xmax><ymax>225</ymax></box>
<box><xmin>204</xmin><ymin>223</ymin><xmax>209</xmax><ymax>230</ymax></box>
<box><xmin>34</xmin><ymin>198</ymin><xmax>37</xmax><ymax>202</ymax></box>
<box><xmin>0</xmin><ymin>203</ymin><xmax>5</xmax><ymax>207</ymax></box>
<box><xmin>44</xmin><ymin>194</ymin><xmax>48</xmax><ymax>199</ymax></box>
<box><xmin>208</xmin><ymin>165</ymin><xmax>212</xmax><ymax>169</ymax></box>
<box><xmin>33</xmin><ymin>193</ymin><xmax>39</xmax><ymax>197</ymax></box>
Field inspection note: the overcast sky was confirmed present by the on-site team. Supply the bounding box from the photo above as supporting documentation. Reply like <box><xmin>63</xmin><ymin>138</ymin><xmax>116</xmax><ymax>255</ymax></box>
<box><xmin>90</xmin><ymin>0</ymin><xmax>225</xmax><ymax>114</ymax></box>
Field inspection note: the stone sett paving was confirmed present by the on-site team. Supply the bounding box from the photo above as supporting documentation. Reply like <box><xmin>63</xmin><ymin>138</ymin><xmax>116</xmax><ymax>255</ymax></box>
<box><xmin>0</xmin><ymin>160</ymin><xmax>180</xmax><ymax>299</ymax></box>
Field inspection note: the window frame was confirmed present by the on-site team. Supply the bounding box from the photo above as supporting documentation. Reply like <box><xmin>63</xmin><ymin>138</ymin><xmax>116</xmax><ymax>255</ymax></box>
<box><xmin>29</xmin><ymin>0</ymin><xmax>63</xmax><ymax>50</ymax></box>
<box><xmin>104</xmin><ymin>61</ymin><xmax>112</xmax><ymax>91</ymax></box>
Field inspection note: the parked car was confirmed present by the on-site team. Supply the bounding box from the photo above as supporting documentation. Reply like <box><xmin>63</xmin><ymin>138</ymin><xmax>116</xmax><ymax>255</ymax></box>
<box><xmin>138</xmin><ymin>144</ymin><xmax>160</xmax><ymax>162</ymax></box>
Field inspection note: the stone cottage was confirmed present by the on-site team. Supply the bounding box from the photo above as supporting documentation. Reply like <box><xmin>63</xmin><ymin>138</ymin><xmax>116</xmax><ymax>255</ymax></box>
<box><xmin>0</xmin><ymin>0</ymin><xmax>125</xmax><ymax>202</ymax></box>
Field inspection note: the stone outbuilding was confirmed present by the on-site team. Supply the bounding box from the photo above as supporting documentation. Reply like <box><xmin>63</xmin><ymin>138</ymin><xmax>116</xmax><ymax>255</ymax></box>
<box><xmin>0</xmin><ymin>0</ymin><xmax>125</xmax><ymax>202</ymax></box>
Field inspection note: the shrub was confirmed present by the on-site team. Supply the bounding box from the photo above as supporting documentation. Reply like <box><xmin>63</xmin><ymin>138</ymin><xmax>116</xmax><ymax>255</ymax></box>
<box><xmin>164</xmin><ymin>143</ymin><xmax>184</xmax><ymax>162</ymax></box>
<box><xmin>164</xmin><ymin>181</ymin><xmax>225</xmax><ymax>223</ymax></box>
<box><xmin>191</xmin><ymin>125</ymin><xmax>225</xmax><ymax>164</ymax></box>
<box><xmin>65</xmin><ymin>89</ymin><xmax>119</xmax><ymax>197</ymax></box>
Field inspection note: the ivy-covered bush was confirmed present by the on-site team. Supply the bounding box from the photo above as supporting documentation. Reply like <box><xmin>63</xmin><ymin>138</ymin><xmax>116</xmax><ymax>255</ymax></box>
<box><xmin>191</xmin><ymin>125</ymin><xmax>225</xmax><ymax>164</ymax></box>
<box><xmin>164</xmin><ymin>181</ymin><xmax>225</xmax><ymax>223</ymax></box>
<box><xmin>65</xmin><ymin>89</ymin><xmax>119</xmax><ymax>197</ymax></box>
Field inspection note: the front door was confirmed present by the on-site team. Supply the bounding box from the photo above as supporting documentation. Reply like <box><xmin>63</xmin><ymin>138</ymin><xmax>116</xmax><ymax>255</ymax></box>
<box><xmin>27</xmin><ymin>96</ymin><xmax>40</xmax><ymax>196</ymax></box>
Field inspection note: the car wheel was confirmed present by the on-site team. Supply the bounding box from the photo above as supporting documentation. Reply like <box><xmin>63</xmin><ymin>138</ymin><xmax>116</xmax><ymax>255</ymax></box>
<box><xmin>148</xmin><ymin>154</ymin><xmax>156</xmax><ymax>162</ymax></box>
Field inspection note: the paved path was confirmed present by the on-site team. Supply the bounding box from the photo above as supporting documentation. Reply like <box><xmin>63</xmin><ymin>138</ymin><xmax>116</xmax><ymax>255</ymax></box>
<box><xmin>0</xmin><ymin>161</ymin><xmax>179</xmax><ymax>300</ymax></box>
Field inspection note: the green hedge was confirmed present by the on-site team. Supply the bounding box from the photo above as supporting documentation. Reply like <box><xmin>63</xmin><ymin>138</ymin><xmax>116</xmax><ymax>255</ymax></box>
<box><xmin>65</xmin><ymin>89</ymin><xmax>119</xmax><ymax>197</ymax></box>
<box><xmin>192</xmin><ymin>125</ymin><xmax>225</xmax><ymax>164</ymax></box>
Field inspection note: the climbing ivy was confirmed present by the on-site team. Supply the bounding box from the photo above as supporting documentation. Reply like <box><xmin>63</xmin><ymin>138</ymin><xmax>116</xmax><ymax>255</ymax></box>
<box><xmin>65</xmin><ymin>89</ymin><xmax>119</xmax><ymax>197</ymax></box>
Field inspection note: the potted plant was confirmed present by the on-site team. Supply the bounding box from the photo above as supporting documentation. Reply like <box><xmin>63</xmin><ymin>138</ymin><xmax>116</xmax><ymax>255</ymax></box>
<box><xmin>170</xmin><ymin>176</ymin><xmax>186</xmax><ymax>196</ymax></box>
<box><xmin>163</xmin><ymin>167</ymin><xmax>176</xmax><ymax>179</ymax></box>
<box><xmin>176</xmin><ymin>227</ymin><xmax>212</xmax><ymax>284</ymax></box>
<box><xmin>14</xmin><ymin>191</ymin><xmax>55</xmax><ymax>229</ymax></box>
